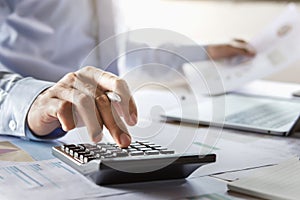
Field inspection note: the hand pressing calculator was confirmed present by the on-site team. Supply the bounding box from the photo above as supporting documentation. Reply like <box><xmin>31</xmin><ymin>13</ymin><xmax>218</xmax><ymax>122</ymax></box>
<box><xmin>52</xmin><ymin>141</ymin><xmax>216</xmax><ymax>185</ymax></box>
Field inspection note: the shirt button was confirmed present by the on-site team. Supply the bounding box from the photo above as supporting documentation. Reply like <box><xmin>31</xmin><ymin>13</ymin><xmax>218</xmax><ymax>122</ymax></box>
<box><xmin>9</xmin><ymin>120</ymin><xmax>17</xmax><ymax>131</ymax></box>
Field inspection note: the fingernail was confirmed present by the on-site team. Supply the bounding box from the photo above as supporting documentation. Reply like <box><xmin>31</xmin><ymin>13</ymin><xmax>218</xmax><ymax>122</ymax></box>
<box><xmin>120</xmin><ymin>133</ymin><xmax>131</xmax><ymax>147</ymax></box>
<box><xmin>130</xmin><ymin>113</ymin><xmax>137</xmax><ymax>125</ymax></box>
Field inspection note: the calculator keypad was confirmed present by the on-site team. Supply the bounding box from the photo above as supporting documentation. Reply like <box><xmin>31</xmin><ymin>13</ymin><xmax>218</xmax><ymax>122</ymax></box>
<box><xmin>60</xmin><ymin>141</ymin><xmax>175</xmax><ymax>163</ymax></box>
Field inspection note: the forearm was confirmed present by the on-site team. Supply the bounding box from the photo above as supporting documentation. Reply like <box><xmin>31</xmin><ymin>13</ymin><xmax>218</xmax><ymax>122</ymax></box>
<box><xmin>125</xmin><ymin>42</ymin><xmax>208</xmax><ymax>70</ymax></box>
<box><xmin>122</xmin><ymin>40</ymin><xmax>208</xmax><ymax>82</ymax></box>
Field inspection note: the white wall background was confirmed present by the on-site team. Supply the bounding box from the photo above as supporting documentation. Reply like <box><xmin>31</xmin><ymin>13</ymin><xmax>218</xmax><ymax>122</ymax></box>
<box><xmin>121</xmin><ymin>0</ymin><xmax>300</xmax><ymax>83</ymax></box>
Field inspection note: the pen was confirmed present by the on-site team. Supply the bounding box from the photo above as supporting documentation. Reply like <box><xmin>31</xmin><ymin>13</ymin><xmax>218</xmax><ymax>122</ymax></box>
<box><xmin>105</xmin><ymin>91</ymin><xmax>122</xmax><ymax>103</ymax></box>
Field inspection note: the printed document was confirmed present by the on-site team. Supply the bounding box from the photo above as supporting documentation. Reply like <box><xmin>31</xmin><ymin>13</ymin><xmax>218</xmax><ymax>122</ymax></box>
<box><xmin>0</xmin><ymin>159</ymin><xmax>133</xmax><ymax>199</ymax></box>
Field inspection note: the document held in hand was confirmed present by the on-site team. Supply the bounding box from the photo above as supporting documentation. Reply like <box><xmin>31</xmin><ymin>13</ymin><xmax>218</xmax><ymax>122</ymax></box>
<box><xmin>183</xmin><ymin>4</ymin><xmax>300</xmax><ymax>95</ymax></box>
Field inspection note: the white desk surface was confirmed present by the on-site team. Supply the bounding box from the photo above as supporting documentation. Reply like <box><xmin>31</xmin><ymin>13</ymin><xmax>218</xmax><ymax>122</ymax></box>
<box><xmin>1</xmin><ymin>80</ymin><xmax>299</xmax><ymax>200</ymax></box>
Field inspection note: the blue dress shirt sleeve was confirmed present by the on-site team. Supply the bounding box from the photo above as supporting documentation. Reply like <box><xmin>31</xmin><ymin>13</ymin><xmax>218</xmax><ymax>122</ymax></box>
<box><xmin>123</xmin><ymin>41</ymin><xmax>209</xmax><ymax>80</ymax></box>
<box><xmin>0</xmin><ymin>73</ymin><xmax>66</xmax><ymax>141</ymax></box>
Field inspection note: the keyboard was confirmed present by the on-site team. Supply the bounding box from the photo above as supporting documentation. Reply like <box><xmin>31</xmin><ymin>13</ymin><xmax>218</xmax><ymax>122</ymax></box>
<box><xmin>226</xmin><ymin>103</ymin><xmax>299</xmax><ymax>129</ymax></box>
<box><xmin>52</xmin><ymin>141</ymin><xmax>216</xmax><ymax>185</ymax></box>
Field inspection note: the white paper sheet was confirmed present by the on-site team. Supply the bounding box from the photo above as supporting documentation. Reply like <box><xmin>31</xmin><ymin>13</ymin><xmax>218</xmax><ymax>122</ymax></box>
<box><xmin>183</xmin><ymin>4</ymin><xmax>300</xmax><ymax>95</ymax></box>
<box><xmin>228</xmin><ymin>157</ymin><xmax>300</xmax><ymax>200</ymax></box>
<box><xmin>190</xmin><ymin>129</ymin><xmax>300</xmax><ymax>179</ymax></box>
<box><xmin>0</xmin><ymin>159</ymin><xmax>133</xmax><ymax>200</ymax></box>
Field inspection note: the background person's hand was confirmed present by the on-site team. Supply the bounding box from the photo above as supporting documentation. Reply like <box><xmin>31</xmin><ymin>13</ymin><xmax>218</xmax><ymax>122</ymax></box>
<box><xmin>206</xmin><ymin>39</ymin><xmax>256</xmax><ymax>60</ymax></box>
<box><xmin>27</xmin><ymin>66</ymin><xmax>137</xmax><ymax>147</ymax></box>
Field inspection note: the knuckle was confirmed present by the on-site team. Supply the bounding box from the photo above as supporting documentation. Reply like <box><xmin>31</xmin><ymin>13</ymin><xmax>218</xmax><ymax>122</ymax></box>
<box><xmin>63</xmin><ymin>72</ymin><xmax>77</xmax><ymax>83</ymax></box>
<box><xmin>81</xmin><ymin>66</ymin><xmax>95</xmax><ymax>73</ymax></box>
<box><xmin>54</xmin><ymin>82</ymin><xmax>65</xmax><ymax>90</ymax></box>
<box><xmin>114</xmin><ymin>78</ymin><xmax>128</xmax><ymax>91</ymax></box>
<box><xmin>48</xmin><ymin>83</ymin><xmax>67</xmax><ymax>97</ymax></box>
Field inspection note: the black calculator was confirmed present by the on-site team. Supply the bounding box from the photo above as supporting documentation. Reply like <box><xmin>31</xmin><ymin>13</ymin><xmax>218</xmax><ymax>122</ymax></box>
<box><xmin>52</xmin><ymin>141</ymin><xmax>216</xmax><ymax>185</ymax></box>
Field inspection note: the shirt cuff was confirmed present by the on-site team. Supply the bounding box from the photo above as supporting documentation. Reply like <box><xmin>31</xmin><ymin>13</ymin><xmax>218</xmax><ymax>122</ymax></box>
<box><xmin>25</xmin><ymin>125</ymin><xmax>67</xmax><ymax>141</ymax></box>
<box><xmin>0</xmin><ymin>77</ymin><xmax>54</xmax><ymax>139</ymax></box>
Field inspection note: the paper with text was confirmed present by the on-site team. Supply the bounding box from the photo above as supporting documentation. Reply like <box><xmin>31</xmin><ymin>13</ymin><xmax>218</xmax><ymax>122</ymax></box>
<box><xmin>0</xmin><ymin>159</ymin><xmax>132</xmax><ymax>200</ymax></box>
